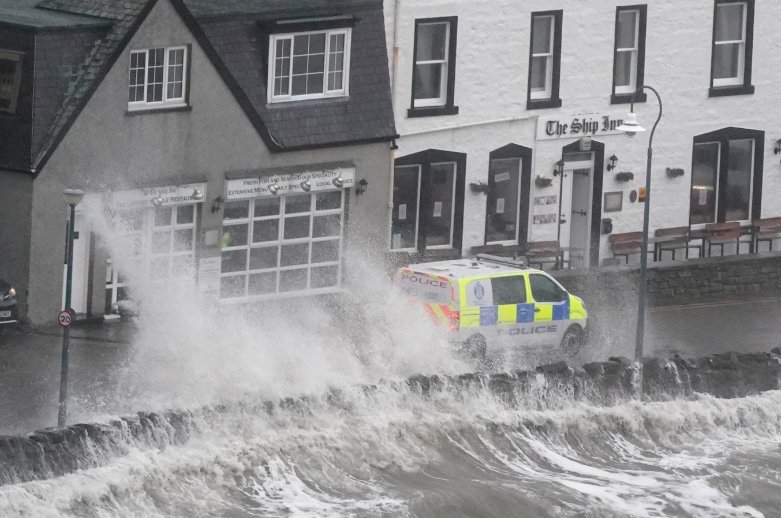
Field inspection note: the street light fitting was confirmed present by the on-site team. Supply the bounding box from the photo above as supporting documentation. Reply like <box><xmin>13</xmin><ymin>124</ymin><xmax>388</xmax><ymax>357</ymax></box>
<box><xmin>616</xmin><ymin>112</ymin><xmax>647</xmax><ymax>138</ymax></box>
<box><xmin>62</xmin><ymin>188</ymin><xmax>85</xmax><ymax>207</ymax></box>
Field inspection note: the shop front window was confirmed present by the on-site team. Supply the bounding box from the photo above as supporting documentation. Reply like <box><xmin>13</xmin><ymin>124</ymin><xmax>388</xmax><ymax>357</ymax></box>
<box><xmin>220</xmin><ymin>191</ymin><xmax>344</xmax><ymax>299</ymax></box>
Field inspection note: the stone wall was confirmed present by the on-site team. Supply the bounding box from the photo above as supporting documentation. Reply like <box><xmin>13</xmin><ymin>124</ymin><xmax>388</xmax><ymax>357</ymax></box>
<box><xmin>552</xmin><ymin>251</ymin><xmax>781</xmax><ymax>305</ymax></box>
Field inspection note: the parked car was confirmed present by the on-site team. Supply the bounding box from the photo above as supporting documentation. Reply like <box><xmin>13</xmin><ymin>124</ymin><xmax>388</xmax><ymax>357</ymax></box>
<box><xmin>0</xmin><ymin>279</ymin><xmax>18</xmax><ymax>325</ymax></box>
<box><xmin>394</xmin><ymin>254</ymin><xmax>588</xmax><ymax>359</ymax></box>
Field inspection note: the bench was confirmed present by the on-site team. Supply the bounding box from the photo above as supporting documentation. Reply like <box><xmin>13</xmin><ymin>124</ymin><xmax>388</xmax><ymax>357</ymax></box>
<box><xmin>653</xmin><ymin>226</ymin><xmax>702</xmax><ymax>261</ymax></box>
<box><xmin>753</xmin><ymin>217</ymin><xmax>781</xmax><ymax>252</ymax></box>
<box><xmin>525</xmin><ymin>240</ymin><xmax>567</xmax><ymax>269</ymax></box>
<box><xmin>704</xmin><ymin>222</ymin><xmax>751</xmax><ymax>256</ymax></box>
<box><xmin>608</xmin><ymin>232</ymin><xmax>654</xmax><ymax>264</ymax></box>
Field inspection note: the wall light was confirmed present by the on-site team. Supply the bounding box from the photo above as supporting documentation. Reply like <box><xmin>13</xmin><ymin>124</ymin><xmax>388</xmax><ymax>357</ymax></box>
<box><xmin>211</xmin><ymin>195</ymin><xmax>224</xmax><ymax>213</ymax></box>
<box><xmin>151</xmin><ymin>196</ymin><xmax>164</xmax><ymax>206</ymax></box>
<box><xmin>268</xmin><ymin>183</ymin><xmax>280</xmax><ymax>195</ymax></box>
<box><xmin>552</xmin><ymin>160</ymin><xmax>564</xmax><ymax>177</ymax></box>
<box><xmin>191</xmin><ymin>187</ymin><xmax>204</xmax><ymax>200</ymax></box>
<box><xmin>331</xmin><ymin>177</ymin><xmax>344</xmax><ymax>188</ymax></box>
<box><xmin>300</xmin><ymin>180</ymin><xmax>311</xmax><ymax>192</ymax></box>
<box><xmin>607</xmin><ymin>154</ymin><xmax>619</xmax><ymax>171</ymax></box>
<box><xmin>356</xmin><ymin>178</ymin><xmax>368</xmax><ymax>195</ymax></box>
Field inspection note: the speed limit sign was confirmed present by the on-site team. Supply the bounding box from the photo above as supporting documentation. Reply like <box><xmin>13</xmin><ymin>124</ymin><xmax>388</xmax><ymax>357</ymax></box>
<box><xmin>57</xmin><ymin>309</ymin><xmax>74</xmax><ymax>328</ymax></box>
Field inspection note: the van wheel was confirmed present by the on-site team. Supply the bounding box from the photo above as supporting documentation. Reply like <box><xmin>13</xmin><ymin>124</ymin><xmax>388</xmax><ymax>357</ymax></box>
<box><xmin>463</xmin><ymin>334</ymin><xmax>487</xmax><ymax>361</ymax></box>
<box><xmin>560</xmin><ymin>325</ymin><xmax>584</xmax><ymax>357</ymax></box>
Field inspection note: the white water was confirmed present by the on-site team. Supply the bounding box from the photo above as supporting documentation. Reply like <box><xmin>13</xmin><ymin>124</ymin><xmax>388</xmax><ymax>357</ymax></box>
<box><xmin>2</xmin><ymin>207</ymin><xmax>779</xmax><ymax>517</ymax></box>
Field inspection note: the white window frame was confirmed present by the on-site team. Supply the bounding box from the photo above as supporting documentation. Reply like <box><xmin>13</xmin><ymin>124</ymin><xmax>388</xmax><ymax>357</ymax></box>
<box><xmin>712</xmin><ymin>1</ymin><xmax>747</xmax><ymax>87</ymax></box>
<box><xmin>486</xmin><ymin>158</ymin><xmax>523</xmax><ymax>246</ymax></box>
<box><xmin>0</xmin><ymin>49</ymin><xmax>23</xmax><ymax>114</ymax></box>
<box><xmin>128</xmin><ymin>46</ymin><xmax>188</xmax><ymax>110</ymax></box>
<box><xmin>219</xmin><ymin>192</ymin><xmax>345</xmax><ymax>301</ymax></box>
<box><xmin>530</xmin><ymin>15</ymin><xmax>554</xmax><ymax>100</ymax></box>
<box><xmin>390</xmin><ymin>165</ymin><xmax>422</xmax><ymax>252</ymax></box>
<box><xmin>267</xmin><ymin>28</ymin><xmax>351</xmax><ymax>103</ymax></box>
<box><xmin>614</xmin><ymin>9</ymin><xmax>640</xmax><ymax>95</ymax></box>
<box><xmin>412</xmin><ymin>21</ymin><xmax>450</xmax><ymax>108</ymax></box>
<box><xmin>426</xmin><ymin>161</ymin><xmax>457</xmax><ymax>250</ymax></box>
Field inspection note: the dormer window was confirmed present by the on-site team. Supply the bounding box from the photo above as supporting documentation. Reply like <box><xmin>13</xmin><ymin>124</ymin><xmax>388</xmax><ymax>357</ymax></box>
<box><xmin>268</xmin><ymin>28</ymin><xmax>351</xmax><ymax>103</ymax></box>
<box><xmin>128</xmin><ymin>46</ymin><xmax>189</xmax><ymax>110</ymax></box>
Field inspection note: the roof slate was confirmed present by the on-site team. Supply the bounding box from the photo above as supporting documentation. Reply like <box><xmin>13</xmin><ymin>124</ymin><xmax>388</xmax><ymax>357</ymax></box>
<box><xmin>28</xmin><ymin>0</ymin><xmax>395</xmax><ymax>172</ymax></box>
<box><xmin>0</xmin><ymin>0</ymin><xmax>109</xmax><ymax>28</ymax></box>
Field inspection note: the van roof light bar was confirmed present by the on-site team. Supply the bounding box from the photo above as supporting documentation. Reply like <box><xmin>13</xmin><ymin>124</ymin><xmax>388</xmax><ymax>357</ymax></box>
<box><xmin>474</xmin><ymin>254</ymin><xmax>528</xmax><ymax>269</ymax></box>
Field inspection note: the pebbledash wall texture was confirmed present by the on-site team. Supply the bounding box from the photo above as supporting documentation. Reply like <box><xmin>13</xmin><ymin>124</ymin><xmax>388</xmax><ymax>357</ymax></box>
<box><xmin>384</xmin><ymin>0</ymin><xmax>781</xmax><ymax>266</ymax></box>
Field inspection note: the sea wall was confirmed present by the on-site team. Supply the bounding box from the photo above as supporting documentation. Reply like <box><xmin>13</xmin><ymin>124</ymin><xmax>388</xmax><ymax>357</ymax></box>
<box><xmin>1</xmin><ymin>350</ymin><xmax>780</xmax><ymax>486</ymax></box>
<box><xmin>553</xmin><ymin>251</ymin><xmax>781</xmax><ymax>304</ymax></box>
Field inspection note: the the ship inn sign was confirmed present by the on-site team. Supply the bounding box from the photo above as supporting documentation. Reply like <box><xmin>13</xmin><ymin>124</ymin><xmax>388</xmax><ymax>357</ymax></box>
<box><xmin>536</xmin><ymin>112</ymin><xmax>626</xmax><ymax>141</ymax></box>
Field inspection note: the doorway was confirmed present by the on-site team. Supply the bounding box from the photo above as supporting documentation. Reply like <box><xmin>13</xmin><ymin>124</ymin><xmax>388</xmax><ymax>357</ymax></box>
<box><xmin>62</xmin><ymin>209</ymin><xmax>92</xmax><ymax>316</ymax></box>
<box><xmin>559</xmin><ymin>153</ymin><xmax>593</xmax><ymax>269</ymax></box>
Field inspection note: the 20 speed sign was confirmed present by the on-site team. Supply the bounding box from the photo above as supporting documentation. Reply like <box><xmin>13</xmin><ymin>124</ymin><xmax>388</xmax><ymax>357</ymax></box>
<box><xmin>57</xmin><ymin>309</ymin><xmax>74</xmax><ymax>328</ymax></box>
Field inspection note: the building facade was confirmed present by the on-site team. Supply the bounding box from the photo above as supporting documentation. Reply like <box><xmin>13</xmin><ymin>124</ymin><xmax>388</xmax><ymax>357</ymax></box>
<box><xmin>384</xmin><ymin>0</ymin><xmax>779</xmax><ymax>268</ymax></box>
<box><xmin>0</xmin><ymin>0</ymin><xmax>396</xmax><ymax>325</ymax></box>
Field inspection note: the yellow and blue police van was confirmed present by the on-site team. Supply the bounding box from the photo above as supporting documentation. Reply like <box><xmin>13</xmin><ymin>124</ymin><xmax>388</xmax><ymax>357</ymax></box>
<box><xmin>394</xmin><ymin>254</ymin><xmax>588</xmax><ymax>359</ymax></box>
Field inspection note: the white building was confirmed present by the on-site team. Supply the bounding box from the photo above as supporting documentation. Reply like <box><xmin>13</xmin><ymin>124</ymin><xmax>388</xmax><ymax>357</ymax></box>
<box><xmin>384</xmin><ymin>0</ymin><xmax>777</xmax><ymax>268</ymax></box>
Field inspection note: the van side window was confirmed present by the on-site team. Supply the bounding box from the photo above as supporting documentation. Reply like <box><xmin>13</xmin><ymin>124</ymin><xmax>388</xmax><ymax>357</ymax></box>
<box><xmin>529</xmin><ymin>274</ymin><xmax>565</xmax><ymax>302</ymax></box>
<box><xmin>491</xmin><ymin>276</ymin><xmax>526</xmax><ymax>305</ymax></box>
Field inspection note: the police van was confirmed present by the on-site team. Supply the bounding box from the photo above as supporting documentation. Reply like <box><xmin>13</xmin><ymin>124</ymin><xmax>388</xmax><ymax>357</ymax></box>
<box><xmin>394</xmin><ymin>254</ymin><xmax>588</xmax><ymax>358</ymax></box>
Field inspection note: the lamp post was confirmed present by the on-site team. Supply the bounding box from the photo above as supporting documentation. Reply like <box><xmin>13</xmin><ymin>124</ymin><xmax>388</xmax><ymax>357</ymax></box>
<box><xmin>59</xmin><ymin>188</ymin><xmax>84</xmax><ymax>427</ymax></box>
<box><xmin>615</xmin><ymin>86</ymin><xmax>662</xmax><ymax>360</ymax></box>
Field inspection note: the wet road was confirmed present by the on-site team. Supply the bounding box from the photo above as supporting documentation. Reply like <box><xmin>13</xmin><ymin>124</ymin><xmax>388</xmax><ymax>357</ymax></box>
<box><xmin>1</xmin><ymin>295</ymin><xmax>780</xmax><ymax>435</ymax></box>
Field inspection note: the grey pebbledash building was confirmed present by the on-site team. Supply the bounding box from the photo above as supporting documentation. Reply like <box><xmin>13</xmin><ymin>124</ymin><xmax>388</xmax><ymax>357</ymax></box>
<box><xmin>0</xmin><ymin>0</ymin><xmax>396</xmax><ymax>325</ymax></box>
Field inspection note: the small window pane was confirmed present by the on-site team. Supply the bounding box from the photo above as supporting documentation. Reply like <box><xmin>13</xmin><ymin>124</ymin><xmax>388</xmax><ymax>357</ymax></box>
<box><xmin>280</xmin><ymin>243</ymin><xmax>309</xmax><ymax>266</ymax></box>
<box><xmin>415</xmin><ymin>23</ymin><xmax>447</xmax><ymax>61</ymax></box>
<box><xmin>530</xmin><ymin>56</ymin><xmax>548</xmax><ymax>91</ymax></box>
<box><xmin>154</xmin><ymin>207</ymin><xmax>173</xmax><ymax>227</ymax></box>
<box><xmin>280</xmin><ymin>269</ymin><xmax>308</xmax><ymax>292</ymax></box>
<box><xmin>715</xmin><ymin>4</ymin><xmax>744</xmax><ymax>41</ymax></box>
<box><xmin>253</xmin><ymin>219</ymin><xmax>279</xmax><ymax>242</ymax></box>
<box><xmin>615</xmin><ymin>51</ymin><xmax>632</xmax><ymax>87</ymax></box>
<box><xmin>250</xmin><ymin>246</ymin><xmax>278</xmax><ymax>270</ymax></box>
<box><xmin>222</xmin><ymin>225</ymin><xmax>248</xmax><ymax>247</ymax></box>
<box><xmin>176</xmin><ymin>205</ymin><xmax>194</xmax><ymax>224</ymax></box>
<box><xmin>221</xmin><ymin>250</ymin><xmax>247</xmax><ymax>273</ymax></box>
<box><xmin>151</xmin><ymin>231</ymin><xmax>171</xmax><ymax>253</ymax></box>
<box><xmin>285</xmin><ymin>194</ymin><xmax>311</xmax><ymax>214</ymax></box>
<box><xmin>413</xmin><ymin>63</ymin><xmax>444</xmax><ymax>101</ymax></box>
<box><xmin>284</xmin><ymin>216</ymin><xmax>310</xmax><ymax>239</ymax></box>
<box><xmin>248</xmin><ymin>272</ymin><xmax>277</xmax><ymax>295</ymax></box>
<box><xmin>313</xmin><ymin>214</ymin><xmax>341</xmax><ymax>238</ymax></box>
<box><xmin>173</xmin><ymin>229</ymin><xmax>193</xmax><ymax>252</ymax></box>
<box><xmin>616</xmin><ymin>11</ymin><xmax>637</xmax><ymax>49</ymax></box>
<box><xmin>255</xmin><ymin>197</ymin><xmax>280</xmax><ymax>217</ymax></box>
<box><xmin>220</xmin><ymin>275</ymin><xmax>245</xmax><ymax>298</ymax></box>
<box><xmin>223</xmin><ymin>201</ymin><xmax>249</xmax><ymax>220</ymax></box>
<box><xmin>312</xmin><ymin>240</ymin><xmax>339</xmax><ymax>263</ymax></box>
<box><xmin>690</xmin><ymin>142</ymin><xmax>719</xmax><ymax>225</ymax></box>
<box><xmin>713</xmin><ymin>43</ymin><xmax>741</xmax><ymax>80</ymax></box>
<box><xmin>311</xmin><ymin>266</ymin><xmax>339</xmax><ymax>289</ymax></box>
<box><xmin>316</xmin><ymin>191</ymin><xmax>342</xmax><ymax>211</ymax></box>
<box><xmin>532</xmin><ymin>16</ymin><xmax>552</xmax><ymax>54</ymax></box>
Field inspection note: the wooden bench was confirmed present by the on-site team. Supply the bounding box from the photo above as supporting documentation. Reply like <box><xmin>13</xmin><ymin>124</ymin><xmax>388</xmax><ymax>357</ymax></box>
<box><xmin>525</xmin><ymin>240</ymin><xmax>567</xmax><ymax>269</ymax></box>
<box><xmin>704</xmin><ymin>222</ymin><xmax>750</xmax><ymax>256</ymax></box>
<box><xmin>653</xmin><ymin>226</ymin><xmax>702</xmax><ymax>261</ymax></box>
<box><xmin>753</xmin><ymin>217</ymin><xmax>781</xmax><ymax>252</ymax></box>
<box><xmin>608</xmin><ymin>232</ymin><xmax>654</xmax><ymax>264</ymax></box>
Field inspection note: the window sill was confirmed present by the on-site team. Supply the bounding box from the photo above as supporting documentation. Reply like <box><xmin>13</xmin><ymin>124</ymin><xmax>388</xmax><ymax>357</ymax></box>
<box><xmin>267</xmin><ymin>96</ymin><xmax>350</xmax><ymax>108</ymax></box>
<box><xmin>526</xmin><ymin>97</ymin><xmax>562</xmax><ymax>110</ymax></box>
<box><xmin>407</xmin><ymin>105</ymin><xmax>459</xmax><ymax>118</ymax></box>
<box><xmin>708</xmin><ymin>84</ymin><xmax>755</xmax><ymax>97</ymax></box>
<box><xmin>611</xmin><ymin>91</ymin><xmax>647</xmax><ymax>105</ymax></box>
<box><xmin>125</xmin><ymin>104</ymin><xmax>192</xmax><ymax>116</ymax></box>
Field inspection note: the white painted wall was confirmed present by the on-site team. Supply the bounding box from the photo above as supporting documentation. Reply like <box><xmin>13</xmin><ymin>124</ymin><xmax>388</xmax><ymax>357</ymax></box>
<box><xmin>385</xmin><ymin>0</ymin><xmax>781</xmax><ymax>260</ymax></box>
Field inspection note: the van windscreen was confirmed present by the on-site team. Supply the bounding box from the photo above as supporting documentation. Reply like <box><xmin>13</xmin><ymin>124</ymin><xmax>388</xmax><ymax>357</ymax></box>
<box><xmin>394</xmin><ymin>270</ymin><xmax>452</xmax><ymax>305</ymax></box>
